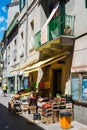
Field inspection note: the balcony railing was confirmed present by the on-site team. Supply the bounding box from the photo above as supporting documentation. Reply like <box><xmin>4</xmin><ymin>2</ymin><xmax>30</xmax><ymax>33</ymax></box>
<box><xmin>35</xmin><ymin>15</ymin><xmax>75</xmax><ymax>49</ymax></box>
<box><xmin>48</xmin><ymin>15</ymin><xmax>75</xmax><ymax>41</ymax></box>
<box><xmin>6</xmin><ymin>12</ymin><xmax>19</xmax><ymax>38</ymax></box>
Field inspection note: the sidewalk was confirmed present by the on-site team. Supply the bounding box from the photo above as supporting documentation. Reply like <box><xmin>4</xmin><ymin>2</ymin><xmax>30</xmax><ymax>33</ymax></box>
<box><xmin>0</xmin><ymin>94</ymin><xmax>87</xmax><ymax>130</ymax></box>
<box><xmin>21</xmin><ymin>114</ymin><xmax>87</xmax><ymax>130</ymax></box>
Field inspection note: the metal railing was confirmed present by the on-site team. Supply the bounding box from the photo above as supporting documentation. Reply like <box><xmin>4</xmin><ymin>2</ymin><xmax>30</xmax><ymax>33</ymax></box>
<box><xmin>35</xmin><ymin>15</ymin><xmax>75</xmax><ymax>48</ymax></box>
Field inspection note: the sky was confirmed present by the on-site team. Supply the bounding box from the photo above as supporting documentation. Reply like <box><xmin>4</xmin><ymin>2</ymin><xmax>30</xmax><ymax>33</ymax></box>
<box><xmin>0</xmin><ymin>0</ymin><xmax>11</xmax><ymax>41</ymax></box>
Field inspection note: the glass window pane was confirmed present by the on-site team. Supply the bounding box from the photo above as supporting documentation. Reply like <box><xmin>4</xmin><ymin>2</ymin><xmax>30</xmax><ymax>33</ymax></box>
<box><xmin>71</xmin><ymin>76</ymin><xmax>79</xmax><ymax>100</ymax></box>
<box><xmin>82</xmin><ymin>76</ymin><xmax>87</xmax><ymax>100</ymax></box>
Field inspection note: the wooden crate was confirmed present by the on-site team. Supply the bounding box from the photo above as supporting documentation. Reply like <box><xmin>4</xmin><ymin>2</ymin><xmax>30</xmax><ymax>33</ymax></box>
<box><xmin>21</xmin><ymin>102</ymin><xmax>29</xmax><ymax>109</ymax></box>
<box><xmin>53</xmin><ymin>111</ymin><xmax>59</xmax><ymax>123</ymax></box>
<box><xmin>8</xmin><ymin>101</ymin><xmax>14</xmax><ymax>111</ymax></box>
<box><xmin>8</xmin><ymin>101</ymin><xmax>22</xmax><ymax>114</ymax></box>
<box><xmin>29</xmin><ymin>106</ymin><xmax>36</xmax><ymax>114</ymax></box>
<box><xmin>21</xmin><ymin>102</ymin><xmax>29</xmax><ymax>113</ymax></box>
<box><xmin>41</xmin><ymin>115</ymin><xmax>53</xmax><ymax>124</ymax></box>
<box><xmin>53</xmin><ymin>104</ymin><xmax>59</xmax><ymax>112</ymax></box>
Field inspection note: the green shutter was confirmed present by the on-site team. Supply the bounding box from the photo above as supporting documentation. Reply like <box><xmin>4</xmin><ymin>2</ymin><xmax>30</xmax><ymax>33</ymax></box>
<box><xmin>20</xmin><ymin>0</ymin><xmax>26</xmax><ymax>10</ymax></box>
<box><xmin>85</xmin><ymin>0</ymin><xmax>87</xmax><ymax>8</ymax></box>
<box><xmin>19</xmin><ymin>0</ymin><xmax>21</xmax><ymax>10</ymax></box>
<box><xmin>23</xmin><ymin>0</ymin><xmax>26</xmax><ymax>5</ymax></box>
<box><xmin>60</xmin><ymin>0</ymin><xmax>65</xmax><ymax>15</ymax></box>
<box><xmin>60</xmin><ymin>0</ymin><xmax>65</xmax><ymax>34</ymax></box>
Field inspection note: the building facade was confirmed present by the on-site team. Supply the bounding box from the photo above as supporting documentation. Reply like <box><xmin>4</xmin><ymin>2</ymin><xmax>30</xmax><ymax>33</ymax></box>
<box><xmin>2</xmin><ymin>0</ymin><xmax>87</xmax><ymax>125</ymax></box>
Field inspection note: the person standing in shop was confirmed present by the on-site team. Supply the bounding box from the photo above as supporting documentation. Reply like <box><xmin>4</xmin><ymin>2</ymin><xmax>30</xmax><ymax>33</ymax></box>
<box><xmin>2</xmin><ymin>82</ymin><xmax>8</xmax><ymax>96</ymax></box>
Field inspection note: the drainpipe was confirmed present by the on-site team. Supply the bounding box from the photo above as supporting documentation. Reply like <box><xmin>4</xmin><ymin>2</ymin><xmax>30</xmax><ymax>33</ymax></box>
<box><xmin>25</xmin><ymin>0</ymin><xmax>28</xmax><ymax>60</ymax></box>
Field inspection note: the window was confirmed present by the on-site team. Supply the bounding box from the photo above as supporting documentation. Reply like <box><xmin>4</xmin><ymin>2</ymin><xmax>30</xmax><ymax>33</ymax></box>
<box><xmin>20</xmin><ymin>45</ymin><xmax>24</xmax><ymax>57</ymax></box>
<box><xmin>71</xmin><ymin>75</ymin><xmax>79</xmax><ymax>100</ymax></box>
<box><xmin>29</xmin><ymin>20</ymin><xmax>35</xmax><ymax>50</ymax></box>
<box><xmin>13</xmin><ymin>49</ymin><xmax>17</xmax><ymax>61</ymax></box>
<box><xmin>20</xmin><ymin>0</ymin><xmax>26</xmax><ymax>10</ymax></box>
<box><xmin>8</xmin><ymin>46</ymin><xmax>10</xmax><ymax>58</ymax></box>
<box><xmin>82</xmin><ymin>76</ymin><xmax>87</xmax><ymax>100</ymax></box>
<box><xmin>71</xmin><ymin>74</ymin><xmax>87</xmax><ymax>102</ymax></box>
<box><xmin>30</xmin><ymin>20</ymin><xmax>34</xmax><ymax>36</ymax></box>
<box><xmin>14</xmin><ymin>39</ymin><xmax>17</xmax><ymax>46</ymax></box>
<box><xmin>21</xmin><ymin>32</ymin><xmax>23</xmax><ymax>39</ymax></box>
<box><xmin>8</xmin><ymin>55</ymin><xmax>10</xmax><ymax>64</ymax></box>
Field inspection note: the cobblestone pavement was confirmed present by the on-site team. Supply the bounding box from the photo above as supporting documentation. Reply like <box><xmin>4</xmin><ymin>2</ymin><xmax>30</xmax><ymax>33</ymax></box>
<box><xmin>0</xmin><ymin>93</ymin><xmax>87</xmax><ymax>130</ymax></box>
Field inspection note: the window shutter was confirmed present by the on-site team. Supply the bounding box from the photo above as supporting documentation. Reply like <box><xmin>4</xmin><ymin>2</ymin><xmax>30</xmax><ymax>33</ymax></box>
<box><xmin>23</xmin><ymin>0</ymin><xmax>26</xmax><ymax>5</ymax></box>
<box><xmin>19</xmin><ymin>0</ymin><xmax>21</xmax><ymax>10</ymax></box>
<box><xmin>85</xmin><ymin>0</ymin><xmax>87</xmax><ymax>8</ymax></box>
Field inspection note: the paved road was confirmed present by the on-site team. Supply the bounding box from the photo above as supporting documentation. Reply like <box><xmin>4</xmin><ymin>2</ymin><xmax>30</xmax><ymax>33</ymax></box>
<box><xmin>0</xmin><ymin>95</ymin><xmax>44</xmax><ymax>130</ymax></box>
<box><xmin>0</xmin><ymin>93</ymin><xmax>87</xmax><ymax>130</ymax></box>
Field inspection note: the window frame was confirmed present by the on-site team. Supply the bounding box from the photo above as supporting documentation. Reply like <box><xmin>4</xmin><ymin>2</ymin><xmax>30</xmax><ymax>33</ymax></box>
<box><xmin>71</xmin><ymin>73</ymin><xmax>87</xmax><ymax>103</ymax></box>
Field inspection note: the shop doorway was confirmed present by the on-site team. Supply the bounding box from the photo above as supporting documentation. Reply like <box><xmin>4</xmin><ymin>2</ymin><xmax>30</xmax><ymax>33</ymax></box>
<box><xmin>53</xmin><ymin>69</ymin><xmax>62</xmax><ymax>97</ymax></box>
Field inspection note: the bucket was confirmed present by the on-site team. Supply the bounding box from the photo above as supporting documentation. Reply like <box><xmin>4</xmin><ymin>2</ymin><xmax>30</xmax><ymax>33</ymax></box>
<box><xmin>59</xmin><ymin>112</ymin><xmax>72</xmax><ymax>129</ymax></box>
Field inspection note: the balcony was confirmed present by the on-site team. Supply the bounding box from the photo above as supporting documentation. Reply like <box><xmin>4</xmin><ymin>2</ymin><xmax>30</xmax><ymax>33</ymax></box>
<box><xmin>48</xmin><ymin>15</ymin><xmax>74</xmax><ymax>41</ymax></box>
<box><xmin>35</xmin><ymin>15</ymin><xmax>75</xmax><ymax>57</ymax></box>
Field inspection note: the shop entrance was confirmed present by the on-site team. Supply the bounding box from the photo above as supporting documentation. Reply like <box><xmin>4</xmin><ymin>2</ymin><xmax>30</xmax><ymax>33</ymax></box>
<box><xmin>53</xmin><ymin>69</ymin><xmax>62</xmax><ymax>97</ymax></box>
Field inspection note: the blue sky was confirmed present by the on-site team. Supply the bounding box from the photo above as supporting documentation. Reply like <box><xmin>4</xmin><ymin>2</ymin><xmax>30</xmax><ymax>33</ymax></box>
<box><xmin>0</xmin><ymin>0</ymin><xmax>11</xmax><ymax>41</ymax></box>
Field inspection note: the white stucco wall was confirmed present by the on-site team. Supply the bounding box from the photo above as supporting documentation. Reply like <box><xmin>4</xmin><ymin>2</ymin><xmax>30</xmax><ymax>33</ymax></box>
<box><xmin>7</xmin><ymin>4</ymin><xmax>19</xmax><ymax>27</ymax></box>
<box><xmin>17</xmin><ymin>20</ymin><xmax>26</xmax><ymax>64</ymax></box>
<box><xmin>7</xmin><ymin>33</ymin><xmax>19</xmax><ymax>73</ymax></box>
<box><xmin>71</xmin><ymin>35</ymin><xmax>87</xmax><ymax>72</ymax></box>
<box><xmin>66</xmin><ymin>0</ymin><xmax>87</xmax><ymax>37</ymax></box>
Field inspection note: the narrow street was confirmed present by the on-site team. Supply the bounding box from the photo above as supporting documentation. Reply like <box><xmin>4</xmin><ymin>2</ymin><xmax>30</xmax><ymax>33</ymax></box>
<box><xmin>0</xmin><ymin>92</ymin><xmax>87</xmax><ymax>130</ymax></box>
<box><xmin>0</xmin><ymin>93</ymin><xmax>44</xmax><ymax>130</ymax></box>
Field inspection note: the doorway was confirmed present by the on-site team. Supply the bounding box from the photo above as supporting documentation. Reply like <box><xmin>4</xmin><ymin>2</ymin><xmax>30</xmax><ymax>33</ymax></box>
<box><xmin>53</xmin><ymin>69</ymin><xmax>62</xmax><ymax>97</ymax></box>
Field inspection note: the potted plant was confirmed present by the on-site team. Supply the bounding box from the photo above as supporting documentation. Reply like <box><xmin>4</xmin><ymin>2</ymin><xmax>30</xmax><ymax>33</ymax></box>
<box><xmin>64</xmin><ymin>25</ymin><xmax>72</xmax><ymax>35</ymax></box>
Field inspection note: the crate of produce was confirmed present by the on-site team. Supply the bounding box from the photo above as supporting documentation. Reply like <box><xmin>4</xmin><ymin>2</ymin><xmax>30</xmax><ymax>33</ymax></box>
<box><xmin>21</xmin><ymin>102</ymin><xmax>29</xmax><ymax>113</ymax></box>
<box><xmin>41</xmin><ymin>115</ymin><xmax>53</xmax><ymax>124</ymax></box>
<box><xmin>29</xmin><ymin>105</ymin><xmax>36</xmax><ymax>114</ymax></box>
<box><xmin>53</xmin><ymin>111</ymin><xmax>59</xmax><ymax>123</ymax></box>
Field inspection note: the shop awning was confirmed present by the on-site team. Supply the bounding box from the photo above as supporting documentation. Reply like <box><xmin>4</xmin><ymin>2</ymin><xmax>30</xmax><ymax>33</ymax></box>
<box><xmin>10</xmin><ymin>51</ymin><xmax>69</xmax><ymax>75</ymax></box>
<box><xmin>24</xmin><ymin>51</ymin><xmax>69</xmax><ymax>73</ymax></box>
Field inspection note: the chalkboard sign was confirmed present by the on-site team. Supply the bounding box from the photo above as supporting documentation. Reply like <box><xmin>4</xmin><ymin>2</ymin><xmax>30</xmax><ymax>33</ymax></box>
<box><xmin>71</xmin><ymin>76</ymin><xmax>79</xmax><ymax>100</ymax></box>
<box><xmin>33</xmin><ymin>113</ymin><xmax>41</xmax><ymax>120</ymax></box>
